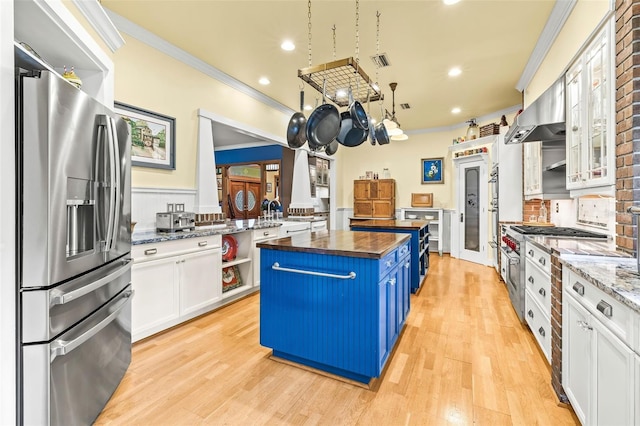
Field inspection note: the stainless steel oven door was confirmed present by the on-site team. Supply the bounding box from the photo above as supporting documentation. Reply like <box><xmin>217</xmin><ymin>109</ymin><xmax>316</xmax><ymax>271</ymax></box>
<box><xmin>500</xmin><ymin>246</ymin><xmax>524</xmax><ymax>322</ymax></box>
<box><xmin>22</xmin><ymin>285</ymin><xmax>133</xmax><ymax>426</ymax></box>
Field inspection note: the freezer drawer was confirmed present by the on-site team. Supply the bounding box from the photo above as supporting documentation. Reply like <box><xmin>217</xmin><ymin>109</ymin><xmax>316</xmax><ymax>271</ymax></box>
<box><xmin>23</xmin><ymin>285</ymin><xmax>133</xmax><ymax>426</ymax></box>
<box><xmin>22</xmin><ymin>257</ymin><xmax>131</xmax><ymax>343</ymax></box>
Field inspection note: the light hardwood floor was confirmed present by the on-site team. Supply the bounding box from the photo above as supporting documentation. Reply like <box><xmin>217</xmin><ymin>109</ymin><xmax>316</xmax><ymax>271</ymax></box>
<box><xmin>96</xmin><ymin>255</ymin><xmax>578</xmax><ymax>425</ymax></box>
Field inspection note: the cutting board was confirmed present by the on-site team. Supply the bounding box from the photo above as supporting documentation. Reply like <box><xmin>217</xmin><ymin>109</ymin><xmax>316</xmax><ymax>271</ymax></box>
<box><xmin>522</xmin><ymin>222</ymin><xmax>555</xmax><ymax>226</ymax></box>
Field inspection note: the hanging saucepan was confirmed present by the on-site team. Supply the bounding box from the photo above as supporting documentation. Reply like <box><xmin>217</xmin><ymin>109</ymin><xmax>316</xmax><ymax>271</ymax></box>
<box><xmin>324</xmin><ymin>139</ymin><xmax>339</xmax><ymax>156</ymax></box>
<box><xmin>286</xmin><ymin>89</ymin><xmax>307</xmax><ymax>149</ymax></box>
<box><xmin>375</xmin><ymin>102</ymin><xmax>390</xmax><ymax>145</ymax></box>
<box><xmin>305</xmin><ymin>79</ymin><xmax>340</xmax><ymax>147</ymax></box>
<box><xmin>366</xmin><ymin>88</ymin><xmax>376</xmax><ymax>145</ymax></box>
<box><xmin>336</xmin><ymin>87</ymin><xmax>368</xmax><ymax>147</ymax></box>
<box><xmin>349</xmin><ymin>80</ymin><xmax>369</xmax><ymax>131</ymax></box>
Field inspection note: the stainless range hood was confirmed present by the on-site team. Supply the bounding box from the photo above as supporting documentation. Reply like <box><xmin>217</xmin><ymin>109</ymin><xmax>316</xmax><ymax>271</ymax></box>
<box><xmin>505</xmin><ymin>77</ymin><xmax>565</xmax><ymax>144</ymax></box>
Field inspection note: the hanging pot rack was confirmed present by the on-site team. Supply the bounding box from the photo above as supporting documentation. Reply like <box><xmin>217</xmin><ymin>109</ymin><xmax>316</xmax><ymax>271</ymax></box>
<box><xmin>298</xmin><ymin>0</ymin><xmax>382</xmax><ymax>108</ymax></box>
<box><xmin>297</xmin><ymin>58</ymin><xmax>382</xmax><ymax>107</ymax></box>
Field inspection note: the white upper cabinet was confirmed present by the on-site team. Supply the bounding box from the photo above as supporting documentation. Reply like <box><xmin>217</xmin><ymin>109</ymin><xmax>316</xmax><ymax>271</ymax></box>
<box><xmin>565</xmin><ymin>20</ymin><xmax>615</xmax><ymax>195</ymax></box>
<box><xmin>13</xmin><ymin>0</ymin><xmax>115</xmax><ymax>105</ymax></box>
<box><xmin>523</xmin><ymin>142</ymin><xmax>542</xmax><ymax>197</ymax></box>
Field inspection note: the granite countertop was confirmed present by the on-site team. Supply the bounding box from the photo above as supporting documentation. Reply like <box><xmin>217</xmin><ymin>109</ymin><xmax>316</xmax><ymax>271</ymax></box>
<box><xmin>132</xmin><ymin>219</ymin><xmax>282</xmax><ymax>245</ymax></box>
<box><xmin>560</xmin><ymin>256</ymin><xmax>640</xmax><ymax>314</ymax></box>
<box><xmin>350</xmin><ymin>219</ymin><xmax>430</xmax><ymax>230</ymax></box>
<box><xmin>256</xmin><ymin>230</ymin><xmax>410</xmax><ymax>259</ymax></box>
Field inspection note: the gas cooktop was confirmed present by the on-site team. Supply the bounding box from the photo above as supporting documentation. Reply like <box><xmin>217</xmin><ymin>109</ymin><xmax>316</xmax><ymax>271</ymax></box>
<box><xmin>510</xmin><ymin>225</ymin><xmax>608</xmax><ymax>239</ymax></box>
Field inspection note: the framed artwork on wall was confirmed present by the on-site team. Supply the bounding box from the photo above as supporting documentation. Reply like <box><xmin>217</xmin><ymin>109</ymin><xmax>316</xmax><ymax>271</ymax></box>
<box><xmin>114</xmin><ymin>101</ymin><xmax>176</xmax><ymax>170</ymax></box>
<box><xmin>421</xmin><ymin>157</ymin><xmax>444</xmax><ymax>184</ymax></box>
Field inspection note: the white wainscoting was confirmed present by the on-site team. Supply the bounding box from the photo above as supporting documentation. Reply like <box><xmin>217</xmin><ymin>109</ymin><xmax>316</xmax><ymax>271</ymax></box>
<box><xmin>132</xmin><ymin>187</ymin><xmax>197</xmax><ymax>232</ymax></box>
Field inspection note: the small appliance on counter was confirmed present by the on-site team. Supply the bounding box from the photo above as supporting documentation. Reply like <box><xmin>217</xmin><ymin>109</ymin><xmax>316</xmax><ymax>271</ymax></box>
<box><xmin>156</xmin><ymin>203</ymin><xmax>196</xmax><ymax>232</ymax></box>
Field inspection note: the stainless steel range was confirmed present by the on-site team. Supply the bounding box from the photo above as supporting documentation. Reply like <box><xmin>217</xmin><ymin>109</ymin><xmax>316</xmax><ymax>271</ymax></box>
<box><xmin>500</xmin><ymin>225</ymin><xmax>608</xmax><ymax>322</ymax></box>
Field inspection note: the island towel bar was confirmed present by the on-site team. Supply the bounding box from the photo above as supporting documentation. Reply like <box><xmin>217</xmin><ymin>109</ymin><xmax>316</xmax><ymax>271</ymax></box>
<box><xmin>271</xmin><ymin>262</ymin><xmax>356</xmax><ymax>280</ymax></box>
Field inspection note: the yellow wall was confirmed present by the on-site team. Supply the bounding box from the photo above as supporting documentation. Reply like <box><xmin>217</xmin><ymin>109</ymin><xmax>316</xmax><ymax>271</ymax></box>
<box><xmin>113</xmin><ymin>36</ymin><xmax>291</xmax><ymax>189</ymax></box>
<box><xmin>335</xmin><ymin>113</ymin><xmax>511</xmax><ymax>210</ymax></box>
<box><xmin>525</xmin><ymin>0</ymin><xmax>611</xmax><ymax>104</ymax></box>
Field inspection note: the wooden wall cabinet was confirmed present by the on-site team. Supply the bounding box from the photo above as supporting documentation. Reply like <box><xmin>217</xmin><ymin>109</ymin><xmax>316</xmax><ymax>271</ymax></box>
<box><xmin>353</xmin><ymin>179</ymin><xmax>395</xmax><ymax>218</ymax></box>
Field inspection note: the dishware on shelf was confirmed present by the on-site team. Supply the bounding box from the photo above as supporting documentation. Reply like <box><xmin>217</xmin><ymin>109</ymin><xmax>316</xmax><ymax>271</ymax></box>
<box><xmin>406</xmin><ymin>214</ymin><xmax>417</xmax><ymax>219</ymax></box>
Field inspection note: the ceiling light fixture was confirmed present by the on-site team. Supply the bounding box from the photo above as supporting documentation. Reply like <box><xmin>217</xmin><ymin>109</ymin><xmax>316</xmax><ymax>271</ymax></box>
<box><xmin>304</xmin><ymin>104</ymin><xmax>313</xmax><ymax>111</ymax></box>
<box><xmin>443</xmin><ymin>0</ymin><xmax>461</xmax><ymax>5</ymax></box>
<box><xmin>448</xmin><ymin>67</ymin><xmax>462</xmax><ymax>77</ymax></box>
<box><xmin>281</xmin><ymin>40</ymin><xmax>295</xmax><ymax>51</ymax></box>
<box><xmin>259</xmin><ymin>77</ymin><xmax>270</xmax><ymax>85</ymax></box>
<box><xmin>451</xmin><ymin>107</ymin><xmax>461</xmax><ymax>114</ymax></box>
<box><xmin>386</xmin><ymin>82</ymin><xmax>409</xmax><ymax>141</ymax></box>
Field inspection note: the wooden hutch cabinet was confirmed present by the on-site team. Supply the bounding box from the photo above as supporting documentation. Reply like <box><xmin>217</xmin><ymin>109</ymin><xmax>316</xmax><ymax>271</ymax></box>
<box><xmin>353</xmin><ymin>179</ymin><xmax>396</xmax><ymax>218</ymax></box>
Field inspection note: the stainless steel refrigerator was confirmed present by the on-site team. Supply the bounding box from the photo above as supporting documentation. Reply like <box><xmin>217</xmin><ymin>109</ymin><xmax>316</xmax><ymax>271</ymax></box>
<box><xmin>16</xmin><ymin>69</ymin><xmax>133</xmax><ymax>425</ymax></box>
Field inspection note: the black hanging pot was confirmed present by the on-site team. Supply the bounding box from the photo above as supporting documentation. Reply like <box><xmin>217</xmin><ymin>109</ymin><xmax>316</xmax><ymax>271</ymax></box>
<box><xmin>374</xmin><ymin>121</ymin><xmax>390</xmax><ymax>145</ymax></box>
<box><xmin>286</xmin><ymin>90</ymin><xmax>307</xmax><ymax>149</ymax></box>
<box><xmin>325</xmin><ymin>139</ymin><xmax>339</xmax><ymax>156</ymax></box>
<box><xmin>305</xmin><ymin>80</ymin><xmax>340</xmax><ymax>147</ymax></box>
<box><xmin>336</xmin><ymin>111</ymin><xmax>368</xmax><ymax>147</ymax></box>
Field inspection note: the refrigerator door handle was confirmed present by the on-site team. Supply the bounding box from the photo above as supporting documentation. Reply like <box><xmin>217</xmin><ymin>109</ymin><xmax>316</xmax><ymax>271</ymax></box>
<box><xmin>49</xmin><ymin>259</ymin><xmax>131</xmax><ymax>307</ymax></box>
<box><xmin>107</xmin><ymin>115</ymin><xmax>122</xmax><ymax>252</ymax></box>
<box><xmin>50</xmin><ymin>289</ymin><xmax>134</xmax><ymax>362</ymax></box>
<box><xmin>104</xmin><ymin>115</ymin><xmax>118</xmax><ymax>253</ymax></box>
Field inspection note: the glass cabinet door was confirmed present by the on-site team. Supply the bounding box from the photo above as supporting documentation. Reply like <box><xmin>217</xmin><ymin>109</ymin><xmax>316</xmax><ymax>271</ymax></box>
<box><xmin>586</xmin><ymin>28</ymin><xmax>609</xmax><ymax>183</ymax></box>
<box><xmin>566</xmin><ymin>62</ymin><xmax>583</xmax><ymax>186</ymax></box>
<box><xmin>524</xmin><ymin>142</ymin><xmax>542</xmax><ymax>196</ymax></box>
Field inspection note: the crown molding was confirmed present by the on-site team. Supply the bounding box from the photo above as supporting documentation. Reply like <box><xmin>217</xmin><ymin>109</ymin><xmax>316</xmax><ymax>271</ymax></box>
<box><xmin>515</xmin><ymin>0</ymin><xmax>577</xmax><ymax>92</ymax></box>
<box><xmin>72</xmin><ymin>0</ymin><xmax>124</xmax><ymax>52</ymax></box>
<box><xmin>106</xmin><ymin>9</ymin><xmax>295</xmax><ymax>117</ymax></box>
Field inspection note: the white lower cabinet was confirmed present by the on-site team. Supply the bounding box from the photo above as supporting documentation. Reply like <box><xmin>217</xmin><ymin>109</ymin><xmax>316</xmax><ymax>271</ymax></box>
<box><xmin>180</xmin><ymin>248</ymin><xmax>222</xmax><ymax>315</ymax></box>
<box><xmin>131</xmin><ymin>256</ymin><xmax>181</xmax><ymax>340</ymax></box>
<box><xmin>252</xmin><ymin>228</ymin><xmax>280</xmax><ymax>288</ymax></box>
<box><xmin>563</xmin><ymin>268</ymin><xmax>637</xmax><ymax>426</ymax></box>
<box><xmin>132</xmin><ymin>235</ymin><xmax>222</xmax><ymax>342</ymax></box>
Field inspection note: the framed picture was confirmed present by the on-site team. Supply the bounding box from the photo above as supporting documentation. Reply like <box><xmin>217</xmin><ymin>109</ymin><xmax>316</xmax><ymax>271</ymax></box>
<box><xmin>421</xmin><ymin>157</ymin><xmax>444</xmax><ymax>184</ymax></box>
<box><xmin>266</xmin><ymin>182</ymin><xmax>273</xmax><ymax>193</ymax></box>
<box><xmin>114</xmin><ymin>102</ymin><xmax>176</xmax><ymax>170</ymax></box>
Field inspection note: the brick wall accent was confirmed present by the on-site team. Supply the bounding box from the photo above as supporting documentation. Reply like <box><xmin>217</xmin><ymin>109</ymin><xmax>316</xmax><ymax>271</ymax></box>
<box><xmin>523</xmin><ymin>199</ymin><xmax>551</xmax><ymax>223</ymax></box>
<box><xmin>550</xmin><ymin>253</ymin><xmax>568</xmax><ymax>402</ymax></box>
<box><xmin>615</xmin><ymin>0</ymin><xmax>640</xmax><ymax>254</ymax></box>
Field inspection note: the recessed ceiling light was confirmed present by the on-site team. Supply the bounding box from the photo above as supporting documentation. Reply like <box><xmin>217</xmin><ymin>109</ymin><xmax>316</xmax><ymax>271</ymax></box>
<box><xmin>281</xmin><ymin>40</ymin><xmax>295</xmax><ymax>51</ymax></box>
<box><xmin>304</xmin><ymin>105</ymin><xmax>312</xmax><ymax>111</ymax></box>
<box><xmin>259</xmin><ymin>77</ymin><xmax>270</xmax><ymax>85</ymax></box>
<box><xmin>448</xmin><ymin>67</ymin><xmax>462</xmax><ymax>77</ymax></box>
<box><xmin>335</xmin><ymin>89</ymin><xmax>347</xmax><ymax>99</ymax></box>
<box><xmin>451</xmin><ymin>107</ymin><xmax>461</xmax><ymax>114</ymax></box>
<box><xmin>443</xmin><ymin>0</ymin><xmax>461</xmax><ymax>5</ymax></box>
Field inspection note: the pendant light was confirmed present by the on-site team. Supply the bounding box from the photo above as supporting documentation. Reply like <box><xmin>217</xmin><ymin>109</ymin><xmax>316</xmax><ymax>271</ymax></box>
<box><xmin>387</xmin><ymin>82</ymin><xmax>408</xmax><ymax>140</ymax></box>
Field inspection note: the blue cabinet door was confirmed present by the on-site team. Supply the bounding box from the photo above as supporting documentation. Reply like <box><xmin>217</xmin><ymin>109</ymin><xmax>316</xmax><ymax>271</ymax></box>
<box><xmin>378</xmin><ymin>278</ymin><xmax>389</xmax><ymax>371</ymax></box>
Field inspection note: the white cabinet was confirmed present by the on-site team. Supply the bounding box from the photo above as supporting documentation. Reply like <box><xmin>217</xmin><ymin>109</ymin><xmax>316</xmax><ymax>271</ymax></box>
<box><xmin>131</xmin><ymin>235</ymin><xmax>222</xmax><ymax>341</ymax></box>
<box><xmin>400</xmin><ymin>208</ymin><xmax>445</xmax><ymax>255</ymax></box>
<box><xmin>310</xmin><ymin>220</ymin><xmax>327</xmax><ymax>232</ymax></box>
<box><xmin>252</xmin><ymin>228</ymin><xmax>280</xmax><ymax>288</ymax></box>
<box><xmin>563</xmin><ymin>268</ymin><xmax>637</xmax><ymax>425</ymax></box>
<box><xmin>524</xmin><ymin>242</ymin><xmax>552</xmax><ymax>363</ymax></box>
<box><xmin>565</xmin><ymin>20</ymin><xmax>615</xmax><ymax>196</ymax></box>
<box><xmin>180</xmin><ymin>248</ymin><xmax>222</xmax><ymax>315</ymax></box>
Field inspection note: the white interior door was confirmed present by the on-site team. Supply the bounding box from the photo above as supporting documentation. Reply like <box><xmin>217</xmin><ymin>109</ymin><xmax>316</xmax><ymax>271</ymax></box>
<box><xmin>456</xmin><ymin>157</ymin><xmax>488</xmax><ymax>265</ymax></box>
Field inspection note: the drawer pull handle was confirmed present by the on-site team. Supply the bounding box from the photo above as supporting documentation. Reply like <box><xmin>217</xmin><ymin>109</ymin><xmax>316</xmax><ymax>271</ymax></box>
<box><xmin>386</xmin><ymin>260</ymin><xmax>393</xmax><ymax>267</ymax></box>
<box><xmin>572</xmin><ymin>282</ymin><xmax>584</xmax><ymax>296</ymax></box>
<box><xmin>538</xmin><ymin>288</ymin><xmax>546</xmax><ymax>297</ymax></box>
<box><xmin>527</xmin><ymin>309</ymin><xmax>534</xmax><ymax>319</ymax></box>
<box><xmin>528</xmin><ymin>249</ymin><xmax>534</xmax><ymax>257</ymax></box>
<box><xmin>405</xmin><ymin>262</ymin><xmax>410</xmax><ymax>269</ymax></box>
<box><xmin>538</xmin><ymin>257</ymin><xmax>546</xmax><ymax>266</ymax></box>
<box><xmin>198</xmin><ymin>241</ymin><xmax>208</xmax><ymax>247</ymax></box>
<box><xmin>538</xmin><ymin>327</ymin><xmax>546</xmax><ymax>337</ymax></box>
<box><xmin>597</xmin><ymin>300</ymin><xmax>613</xmax><ymax>317</ymax></box>
<box><xmin>528</xmin><ymin>276</ymin><xmax>534</xmax><ymax>284</ymax></box>
<box><xmin>389</xmin><ymin>278</ymin><xmax>396</xmax><ymax>286</ymax></box>
<box><xmin>264</xmin><ymin>231</ymin><xmax>269</xmax><ymax>236</ymax></box>
<box><xmin>144</xmin><ymin>248</ymin><xmax>157</xmax><ymax>255</ymax></box>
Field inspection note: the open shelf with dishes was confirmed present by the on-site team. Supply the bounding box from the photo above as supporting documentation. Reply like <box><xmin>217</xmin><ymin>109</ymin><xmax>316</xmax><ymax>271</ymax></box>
<box><xmin>221</xmin><ymin>231</ymin><xmax>253</xmax><ymax>295</ymax></box>
<box><xmin>401</xmin><ymin>207</ymin><xmax>444</xmax><ymax>256</ymax></box>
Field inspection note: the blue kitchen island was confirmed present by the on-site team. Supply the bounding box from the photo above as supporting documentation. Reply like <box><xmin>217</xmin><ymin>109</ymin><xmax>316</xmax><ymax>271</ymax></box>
<box><xmin>257</xmin><ymin>230</ymin><xmax>411</xmax><ymax>386</ymax></box>
<box><xmin>350</xmin><ymin>219</ymin><xmax>429</xmax><ymax>293</ymax></box>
